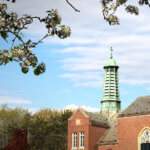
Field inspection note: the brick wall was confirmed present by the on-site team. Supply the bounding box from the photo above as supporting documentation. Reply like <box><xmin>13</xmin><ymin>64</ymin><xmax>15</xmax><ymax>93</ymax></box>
<box><xmin>98</xmin><ymin>115</ymin><xmax>150</xmax><ymax>150</ymax></box>
<box><xmin>118</xmin><ymin>115</ymin><xmax>150</xmax><ymax>150</ymax></box>
<box><xmin>67</xmin><ymin>109</ymin><xmax>90</xmax><ymax>150</ymax></box>
<box><xmin>98</xmin><ymin>144</ymin><xmax>119</xmax><ymax>150</ymax></box>
<box><xmin>67</xmin><ymin>108</ymin><xmax>114</xmax><ymax>150</ymax></box>
<box><xmin>89</xmin><ymin>126</ymin><xmax>107</xmax><ymax>150</ymax></box>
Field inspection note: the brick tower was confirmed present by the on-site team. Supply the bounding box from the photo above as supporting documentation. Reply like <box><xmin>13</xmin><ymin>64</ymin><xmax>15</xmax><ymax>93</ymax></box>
<box><xmin>100</xmin><ymin>47</ymin><xmax>121</xmax><ymax>118</ymax></box>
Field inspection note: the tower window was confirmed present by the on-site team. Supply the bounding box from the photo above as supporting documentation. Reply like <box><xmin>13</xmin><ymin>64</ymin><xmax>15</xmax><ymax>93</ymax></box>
<box><xmin>79</xmin><ymin>132</ymin><xmax>84</xmax><ymax>148</ymax></box>
<box><xmin>72</xmin><ymin>132</ymin><xmax>77</xmax><ymax>148</ymax></box>
<box><xmin>110</xmin><ymin>68</ymin><xmax>114</xmax><ymax>72</ymax></box>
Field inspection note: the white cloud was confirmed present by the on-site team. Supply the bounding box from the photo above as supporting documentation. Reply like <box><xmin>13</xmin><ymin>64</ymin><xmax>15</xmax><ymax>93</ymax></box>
<box><xmin>57</xmin><ymin>89</ymin><xmax>70</xmax><ymax>95</ymax></box>
<box><xmin>57</xmin><ymin>43</ymin><xmax>150</xmax><ymax>87</ymax></box>
<box><xmin>74</xmin><ymin>81</ymin><xmax>101</xmax><ymax>88</ymax></box>
<box><xmin>0</xmin><ymin>89</ymin><xmax>23</xmax><ymax>95</ymax></box>
<box><xmin>60</xmin><ymin>72</ymin><xmax>103</xmax><ymax>87</ymax></box>
<box><xmin>10</xmin><ymin>106</ymin><xmax>40</xmax><ymax>114</ymax></box>
<box><xmin>0</xmin><ymin>89</ymin><xmax>8</xmax><ymax>95</ymax></box>
<box><xmin>27</xmin><ymin>107</ymin><xmax>40</xmax><ymax>114</ymax></box>
<box><xmin>60</xmin><ymin>72</ymin><xmax>102</xmax><ymax>81</ymax></box>
<box><xmin>65</xmin><ymin>104</ymin><xmax>99</xmax><ymax>112</ymax></box>
<box><xmin>6</xmin><ymin>0</ymin><xmax>150</xmax><ymax>88</ymax></box>
<box><xmin>120</xmin><ymin>78</ymin><xmax>150</xmax><ymax>85</ymax></box>
<box><xmin>0</xmin><ymin>96</ymin><xmax>31</xmax><ymax>104</ymax></box>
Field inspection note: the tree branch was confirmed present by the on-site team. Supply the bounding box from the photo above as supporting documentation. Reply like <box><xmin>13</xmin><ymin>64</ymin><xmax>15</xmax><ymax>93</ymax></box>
<box><xmin>66</xmin><ymin>0</ymin><xmax>80</xmax><ymax>12</ymax></box>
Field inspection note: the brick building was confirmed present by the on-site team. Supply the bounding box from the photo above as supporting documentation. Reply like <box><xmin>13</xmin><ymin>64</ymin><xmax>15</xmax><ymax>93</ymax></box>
<box><xmin>67</xmin><ymin>48</ymin><xmax>150</xmax><ymax>150</ymax></box>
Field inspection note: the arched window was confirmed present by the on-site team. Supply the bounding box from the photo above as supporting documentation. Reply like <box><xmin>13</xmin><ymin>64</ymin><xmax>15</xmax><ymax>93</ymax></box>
<box><xmin>139</xmin><ymin>128</ymin><xmax>150</xmax><ymax>150</ymax></box>
<box><xmin>140</xmin><ymin>129</ymin><xmax>150</xmax><ymax>144</ymax></box>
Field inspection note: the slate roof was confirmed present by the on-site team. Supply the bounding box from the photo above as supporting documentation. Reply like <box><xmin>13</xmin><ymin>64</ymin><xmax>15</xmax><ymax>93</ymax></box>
<box><xmin>118</xmin><ymin>96</ymin><xmax>150</xmax><ymax>118</ymax></box>
<box><xmin>97</xmin><ymin>96</ymin><xmax>150</xmax><ymax>145</ymax></box>
<box><xmin>97</xmin><ymin>113</ymin><xmax>119</xmax><ymax>145</ymax></box>
<box><xmin>84</xmin><ymin>111</ymin><xmax>109</xmax><ymax>128</ymax></box>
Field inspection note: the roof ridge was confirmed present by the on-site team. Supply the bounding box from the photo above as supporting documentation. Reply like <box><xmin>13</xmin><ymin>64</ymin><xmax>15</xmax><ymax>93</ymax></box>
<box><xmin>118</xmin><ymin>96</ymin><xmax>150</xmax><ymax>118</ymax></box>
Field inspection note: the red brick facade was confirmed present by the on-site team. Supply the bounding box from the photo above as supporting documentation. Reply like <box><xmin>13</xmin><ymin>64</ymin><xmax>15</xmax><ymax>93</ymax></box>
<box><xmin>68</xmin><ymin>108</ymin><xmax>90</xmax><ymax>150</ymax></box>
<box><xmin>68</xmin><ymin>108</ymin><xmax>107</xmax><ymax>150</ymax></box>
<box><xmin>89</xmin><ymin>126</ymin><xmax>106</xmax><ymax>150</ymax></box>
<box><xmin>98</xmin><ymin>144</ymin><xmax>119</xmax><ymax>150</ymax></box>
<box><xmin>117</xmin><ymin>115</ymin><xmax>150</xmax><ymax>150</ymax></box>
<box><xmin>98</xmin><ymin>114</ymin><xmax>150</xmax><ymax>150</ymax></box>
<box><xmin>68</xmin><ymin>107</ymin><xmax>150</xmax><ymax>150</ymax></box>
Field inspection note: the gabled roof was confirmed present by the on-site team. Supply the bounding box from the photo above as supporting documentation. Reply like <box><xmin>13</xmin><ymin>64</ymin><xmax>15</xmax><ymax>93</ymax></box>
<box><xmin>118</xmin><ymin>96</ymin><xmax>150</xmax><ymax>118</ymax></box>
<box><xmin>97</xmin><ymin>113</ymin><xmax>119</xmax><ymax>146</ymax></box>
<box><xmin>69</xmin><ymin>108</ymin><xmax>109</xmax><ymax>128</ymax></box>
<box><xmin>85</xmin><ymin>111</ymin><xmax>109</xmax><ymax>128</ymax></box>
<box><xmin>68</xmin><ymin>107</ymin><xmax>89</xmax><ymax>120</ymax></box>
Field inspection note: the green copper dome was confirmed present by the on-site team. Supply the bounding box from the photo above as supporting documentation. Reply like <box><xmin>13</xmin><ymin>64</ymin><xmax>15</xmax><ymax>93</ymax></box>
<box><xmin>104</xmin><ymin>58</ymin><xmax>118</xmax><ymax>67</ymax></box>
<box><xmin>104</xmin><ymin>47</ymin><xmax>119</xmax><ymax>68</ymax></box>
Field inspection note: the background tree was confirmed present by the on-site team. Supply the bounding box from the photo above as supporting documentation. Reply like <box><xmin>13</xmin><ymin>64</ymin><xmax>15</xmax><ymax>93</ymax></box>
<box><xmin>0</xmin><ymin>105</ymin><xmax>31</xmax><ymax>150</ymax></box>
<box><xmin>0</xmin><ymin>105</ymin><xmax>73</xmax><ymax>150</ymax></box>
<box><xmin>4</xmin><ymin>129</ymin><xmax>30</xmax><ymax>150</ymax></box>
<box><xmin>29</xmin><ymin>109</ymin><xmax>73</xmax><ymax>150</ymax></box>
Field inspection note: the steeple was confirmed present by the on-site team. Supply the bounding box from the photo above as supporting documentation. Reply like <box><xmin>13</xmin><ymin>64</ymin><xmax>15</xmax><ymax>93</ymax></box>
<box><xmin>100</xmin><ymin>47</ymin><xmax>121</xmax><ymax>118</ymax></box>
<box><xmin>110</xmin><ymin>47</ymin><xmax>113</xmax><ymax>59</ymax></box>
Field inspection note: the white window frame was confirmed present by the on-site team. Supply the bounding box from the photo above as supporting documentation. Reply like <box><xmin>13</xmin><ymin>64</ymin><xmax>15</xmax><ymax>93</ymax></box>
<box><xmin>72</xmin><ymin>132</ymin><xmax>77</xmax><ymax>149</ymax></box>
<box><xmin>79</xmin><ymin>132</ymin><xmax>84</xmax><ymax>149</ymax></box>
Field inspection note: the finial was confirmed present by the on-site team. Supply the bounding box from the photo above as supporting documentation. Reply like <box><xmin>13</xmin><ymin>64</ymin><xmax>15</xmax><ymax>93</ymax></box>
<box><xmin>110</xmin><ymin>47</ymin><xmax>113</xmax><ymax>59</ymax></box>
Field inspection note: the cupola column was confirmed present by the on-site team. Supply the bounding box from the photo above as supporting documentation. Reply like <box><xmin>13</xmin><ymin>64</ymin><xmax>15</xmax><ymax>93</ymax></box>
<box><xmin>101</xmin><ymin>47</ymin><xmax>121</xmax><ymax>118</ymax></box>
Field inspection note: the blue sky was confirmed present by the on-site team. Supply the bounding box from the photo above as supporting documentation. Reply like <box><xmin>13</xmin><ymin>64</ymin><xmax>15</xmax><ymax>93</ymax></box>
<box><xmin>0</xmin><ymin>0</ymin><xmax>150</xmax><ymax>113</ymax></box>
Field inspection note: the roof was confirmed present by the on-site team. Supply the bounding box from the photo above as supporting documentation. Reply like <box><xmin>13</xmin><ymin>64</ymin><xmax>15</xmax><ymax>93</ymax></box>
<box><xmin>97</xmin><ymin>113</ymin><xmax>119</xmax><ymax>145</ymax></box>
<box><xmin>104</xmin><ymin>58</ymin><xmax>118</xmax><ymax>67</ymax></box>
<box><xmin>84</xmin><ymin>111</ymin><xmax>109</xmax><ymax>128</ymax></box>
<box><xmin>104</xmin><ymin>47</ymin><xmax>118</xmax><ymax>68</ymax></box>
<box><xmin>118</xmin><ymin>96</ymin><xmax>150</xmax><ymax>118</ymax></box>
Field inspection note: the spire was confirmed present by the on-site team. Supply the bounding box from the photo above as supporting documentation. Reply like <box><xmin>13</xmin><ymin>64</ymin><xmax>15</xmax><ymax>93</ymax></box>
<box><xmin>110</xmin><ymin>47</ymin><xmax>113</xmax><ymax>59</ymax></box>
<box><xmin>100</xmin><ymin>47</ymin><xmax>121</xmax><ymax>118</ymax></box>
<box><xmin>104</xmin><ymin>47</ymin><xmax>118</xmax><ymax>67</ymax></box>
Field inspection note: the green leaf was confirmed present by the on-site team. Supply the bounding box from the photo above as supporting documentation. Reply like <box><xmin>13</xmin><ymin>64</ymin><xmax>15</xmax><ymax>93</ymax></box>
<box><xmin>59</xmin><ymin>25</ymin><xmax>65</xmax><ymax>28</ymax></box>
<box><xmin>46</xmin><ymin>10</ymin><xmax>51</xmax><ymax>13</ymax></box>
<box><xmin>46</xmin><ymin>25</ymin><xmax>51</xmax><ymax>28</ymax></box>
<box><xmin>1</xmin><ymin>31</ymin><xmax>7</xmax><ymax>39</ymax></box>
<box><xmin>2</xmin><ymin>4</ymin><xmax>7</xmax><ymax>9</ymax></box>
<box><xmin>22</xmin><ymin>67</ymin><xmax>29</xmax><ymax>74</ymax></box>
<box><xmin>19</xmin><ymin>44</ymin><xmax>23</xmax><ymax>47</ymax></box>
<box><xmin>9</xmin><ymin>57</ymin><xmax>13</xmax><ymax>61</ymax></box>
<box><xmin>10</xmin><ymin>49</ymin><xmax>14</xmax><ymax>54</ymax></box>
<box><xmin>4</xmin><ymin>58</ymin><xmax>10</xmax><ymax>65</ymax></box>
<box><xmin>50</xmin><ymin>30</ymin><xmax>55</xmax><ymax>36</ymax></box>
<box><xmin>34</xmin><ymin>69</ymin><xmax>39</xmax><ymax>76</ymax></box>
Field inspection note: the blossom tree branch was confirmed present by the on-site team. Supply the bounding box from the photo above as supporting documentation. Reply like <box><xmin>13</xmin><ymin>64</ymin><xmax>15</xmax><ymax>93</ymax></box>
<box><xmin>66</xmin><ymin>0</ymin><xmax>80</xmax><ymax>12</ymax></box>
<box><xmin>0</xmin><ymin>1</ymin><xmax>71</xmax><ymax>75</ymax></box>
<box><xmin>100</xmin><ymin>0</ymin><xmax>150</xmax><ymax>25</ymax></box>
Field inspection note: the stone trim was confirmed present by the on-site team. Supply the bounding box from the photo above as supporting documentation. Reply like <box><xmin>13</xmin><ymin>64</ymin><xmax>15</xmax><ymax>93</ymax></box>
<box><xmin>98</xmin><ymin>141</ymin><xmax>118</xmax><ymax>146</ymax></box>
<box><xmin>118</xmin><ymin>111</ymin><xmax>150</xmax><ymax>118</ymax></box>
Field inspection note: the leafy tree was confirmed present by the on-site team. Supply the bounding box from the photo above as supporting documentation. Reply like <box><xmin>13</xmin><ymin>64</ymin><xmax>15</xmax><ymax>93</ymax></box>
<box><xmin>0</xmin><ymin>105</ymin><xmax>31</xmax><ymax>150</ymax></box>
<box><xmin>0</xmin><ymin>105</ymin><xmax>73</xmax><ymax>150</ymax></box>
<box><xmin>29</xmin><ymin>109</ymin><xmax>73</xmax><ymax>150</ymax></box>
<box><xmin>4</xmin><ymin>129</ymin><xmax>30</xmax><ymax>150</ymax></box>
<box><xmin>0</xmin><ymin>0</ymin><xmax>71</xmax><ymax>75</ymax></box>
